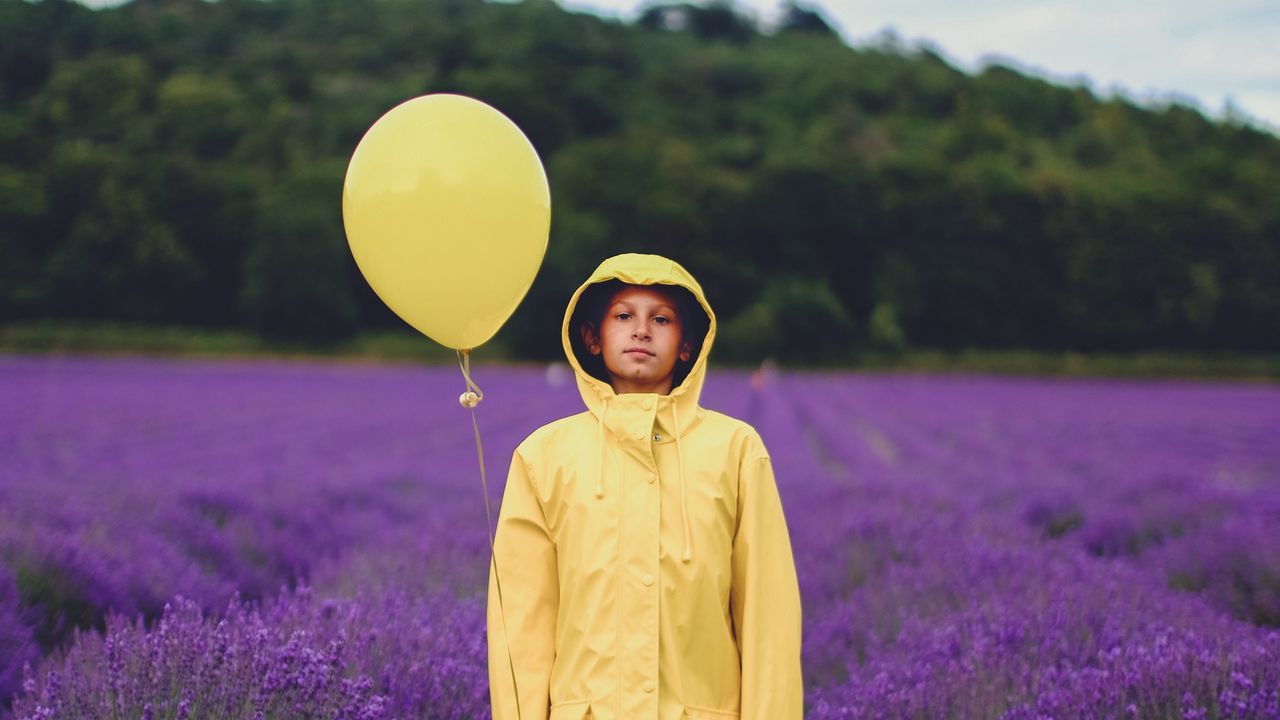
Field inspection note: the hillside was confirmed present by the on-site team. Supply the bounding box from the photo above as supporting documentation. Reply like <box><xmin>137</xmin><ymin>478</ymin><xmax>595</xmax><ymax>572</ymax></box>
<box><xmin>1</xmin><ymin>0</ymin><xmax>1278</xmax><ymax>362</ymax></box>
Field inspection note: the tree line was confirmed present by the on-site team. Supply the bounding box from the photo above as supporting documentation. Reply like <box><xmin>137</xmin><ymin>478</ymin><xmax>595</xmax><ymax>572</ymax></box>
<box><xmin>1</xmin><ymin>0</ymin><xmax>1277</xmax><ymax>362</ymax></box>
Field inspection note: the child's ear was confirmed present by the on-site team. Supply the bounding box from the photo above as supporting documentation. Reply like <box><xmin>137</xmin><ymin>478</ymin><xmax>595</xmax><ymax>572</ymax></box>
<box><xmin>580</xmin><ymin>322</ymin><xmax>602</xmax><ymax>356</ymax></box>
<box><xmin>678</xmin><ymin>339</ymin><xmax>692</xmax><ymax>362</ymax></box>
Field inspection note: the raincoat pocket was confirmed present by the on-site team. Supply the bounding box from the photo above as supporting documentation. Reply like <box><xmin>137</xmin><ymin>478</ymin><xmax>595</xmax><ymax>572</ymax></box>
<box><xmin>549</xmin><ymin>699</ymin><xmax>592</xmax><ymax>719</ymax></box>
<box><xmin>682</xmin><ymin>704</ymin><xmax>740</xmax><ymax>719</ymax></box>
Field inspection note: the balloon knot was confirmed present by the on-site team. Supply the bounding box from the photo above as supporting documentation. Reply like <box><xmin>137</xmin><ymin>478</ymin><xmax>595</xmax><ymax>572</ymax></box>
<box><xmin>459</xmin><ymin>391</ymin><xmax>482</xmax><ymax>409</ymax></box>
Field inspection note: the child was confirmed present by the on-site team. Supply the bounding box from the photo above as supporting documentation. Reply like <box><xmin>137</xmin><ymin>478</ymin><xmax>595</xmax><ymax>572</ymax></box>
<box><xmin>488</xmin><ymin>253</ymin><xmax>802</xmax><ymax>720</ymax></box>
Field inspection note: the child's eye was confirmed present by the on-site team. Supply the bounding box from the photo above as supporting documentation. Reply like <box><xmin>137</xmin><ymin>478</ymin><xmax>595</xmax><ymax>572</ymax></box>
<box><xmin>653</xmin><ymin>316</ymin><xmax>669</xmax><ymax>325</ymax></box>
<box><xmin>615</xmin><ymin>312</ymin><xmax>631</xmax><ymax>321</ymax></box>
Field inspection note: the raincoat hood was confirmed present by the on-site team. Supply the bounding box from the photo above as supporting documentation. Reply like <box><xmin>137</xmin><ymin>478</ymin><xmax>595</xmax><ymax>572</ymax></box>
<box><xmin>561</xmin><ymin>253</ymin><xmax>717</xmax><ymax>562</ymax></box>
<box><xmin>561</xmin><ymin>252</ymin><xmax>717</xmax><ymax>422</ymax></box>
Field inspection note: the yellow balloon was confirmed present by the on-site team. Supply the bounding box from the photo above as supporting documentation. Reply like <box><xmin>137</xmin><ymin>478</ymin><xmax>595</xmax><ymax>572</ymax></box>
<box><xmin>342</xmin><ymin>94</ymin><xmax>551</xmax><ymax>350</ymax></box>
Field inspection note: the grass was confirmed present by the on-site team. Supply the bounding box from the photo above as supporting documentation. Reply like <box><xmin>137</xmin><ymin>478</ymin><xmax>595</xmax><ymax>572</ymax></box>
<box><xmin>0</xmin><ymin>320</ymin><xmax>467</xmax><ymax>365</ymax></box>
<box><xmin>2</xmin><ymin>320</ymin><xmax>1278</xmax><ymax>381</ymax></box>
<box><xmin>849</xmin><ymin>347</ymin><xmax>1280</xmax><ymax>382</ymax></box>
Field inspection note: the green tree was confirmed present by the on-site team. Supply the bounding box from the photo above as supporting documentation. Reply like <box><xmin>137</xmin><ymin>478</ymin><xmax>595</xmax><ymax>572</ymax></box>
<box><xmin>239</xmin><ymin>162</ymin><xmax>358</xmax><ymax>343</ymax></box>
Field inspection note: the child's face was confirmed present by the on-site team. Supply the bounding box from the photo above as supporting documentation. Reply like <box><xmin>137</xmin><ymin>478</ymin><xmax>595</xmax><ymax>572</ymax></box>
<box><xmin>582</xmin><ymin>285</ymin><xmax>692</xmax><ymax>395</ymax></box>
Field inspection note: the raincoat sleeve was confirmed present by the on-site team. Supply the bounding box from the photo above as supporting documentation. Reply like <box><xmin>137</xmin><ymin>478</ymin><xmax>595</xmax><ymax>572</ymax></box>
<box><xmin>730</xmin><ymin>453</ymin><xmax>803</xmax><ymax>720</ymax></box>
<box><xmin>488</xmin><ymin>449</ymin><xmax>558</xmax><ymax>720</ymax></box>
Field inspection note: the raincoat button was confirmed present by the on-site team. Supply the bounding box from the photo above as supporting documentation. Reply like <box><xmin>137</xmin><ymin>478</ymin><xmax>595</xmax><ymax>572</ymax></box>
<box><xmin>642</xmin><ymin>574</ymin><xmax>654</xmax><ymax>586</ymax></box>
<box><xmin>653</xmin><ymin>432</ymin><xmax>662</xmax><ymax>441</ymax></box>
<box><xmin>642</xmin><ymin>398</ymin><xmax>654</xmax><ymax>411</ymax></box>
<box><xmin>642</xmin><ymin>680</ymin><xmax>655</xmax><ymax>693</ymax></box>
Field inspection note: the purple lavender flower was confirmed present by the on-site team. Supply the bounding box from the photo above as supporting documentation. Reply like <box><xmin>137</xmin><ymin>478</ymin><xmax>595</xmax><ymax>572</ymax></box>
<box><xmin>10</xmin><ymin>592</ymin><xmax>394</xmax><ymax>719</ymax></box>
<box><xmin>0</xmin><ymin>569</ymin><xmax>38</xmax><ymax>702</ymax></box>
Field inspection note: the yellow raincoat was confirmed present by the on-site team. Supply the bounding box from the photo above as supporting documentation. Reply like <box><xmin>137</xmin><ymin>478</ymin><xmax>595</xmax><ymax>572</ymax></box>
<box><xmin>487</xmin><ymin>254</ymin><xmax>803</xmax><ymax>720</ymax></box>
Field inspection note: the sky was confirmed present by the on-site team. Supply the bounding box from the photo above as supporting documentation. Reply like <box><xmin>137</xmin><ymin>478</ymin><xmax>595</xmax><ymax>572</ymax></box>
<box><xmin>562</xmin><ymin>0</ymin><xmax>1280</xmax><ymax>132</ymax></box>
<box><xmin>76</xmin><ymin>0</ymin><xmax>1279</xmax><ymax>131</ymax></box>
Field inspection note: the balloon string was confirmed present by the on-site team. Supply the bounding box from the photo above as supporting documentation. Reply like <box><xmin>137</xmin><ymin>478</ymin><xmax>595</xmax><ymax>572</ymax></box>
<box><xmin>457</xmin><ymin>349</ymin><xmax>484</xmax><ymax>407</ymax></box>
<box><xmin>458</xmin><ymin>353</ymin><xmax>522</xmax><ymax>720</ymax></box>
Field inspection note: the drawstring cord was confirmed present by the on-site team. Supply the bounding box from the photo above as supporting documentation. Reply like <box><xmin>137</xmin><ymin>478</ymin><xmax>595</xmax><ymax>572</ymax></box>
<box><xmin>673</xmin><ymin>402</ymin><xmax>692</xmax><ymax>562</ymax></box>
<box><xmin>595</xmin><ymin>397</ymin><xmax>609</xmax><ymax>498</ymax></box>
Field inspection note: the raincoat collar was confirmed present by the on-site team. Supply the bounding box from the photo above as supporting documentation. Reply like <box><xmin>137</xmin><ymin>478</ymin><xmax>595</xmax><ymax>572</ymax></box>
<box><xmin>560</xmin><ymin>253</ymin><xmax>718</xmax><ymax>562</ymax></box>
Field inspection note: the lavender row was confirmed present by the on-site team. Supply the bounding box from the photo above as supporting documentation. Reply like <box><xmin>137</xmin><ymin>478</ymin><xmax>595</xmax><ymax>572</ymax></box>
<box><xmin>3</xmin><ymin>355</ymin><xmax>1279</xmax><ymax>717</ymax></box>
<box><xmin>780</xmin><ymin>371</ymin><xmax>1280</xmax><ymax>627</ymax></box>
<box><xmin>1</xmin><ymin>355</ymin><xmax>569</xmax><ymax>611</ymax></box>
<box><xmin>765</xmin><ymin>372</ymin><xmax>1279</xmax><ymax>716</ymax></box>
<box><xmin>12</xmin><ymin>586</ymin><xmax>488</xmax><ymax>720</ymax></box>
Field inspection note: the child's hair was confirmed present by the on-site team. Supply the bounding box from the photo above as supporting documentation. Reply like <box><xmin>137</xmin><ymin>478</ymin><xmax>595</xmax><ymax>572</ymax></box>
<box><xmin>570</xmin><ymin>279</ymin><xmax>709</xmax><ymax>390</ymax></box>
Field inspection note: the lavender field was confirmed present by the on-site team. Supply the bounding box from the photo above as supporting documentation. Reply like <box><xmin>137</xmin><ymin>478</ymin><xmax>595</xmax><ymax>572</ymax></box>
<box><xmin>2</xmin><ymin>354</ymin><xmax>1278</xmax><ymax>719</ymax></box>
